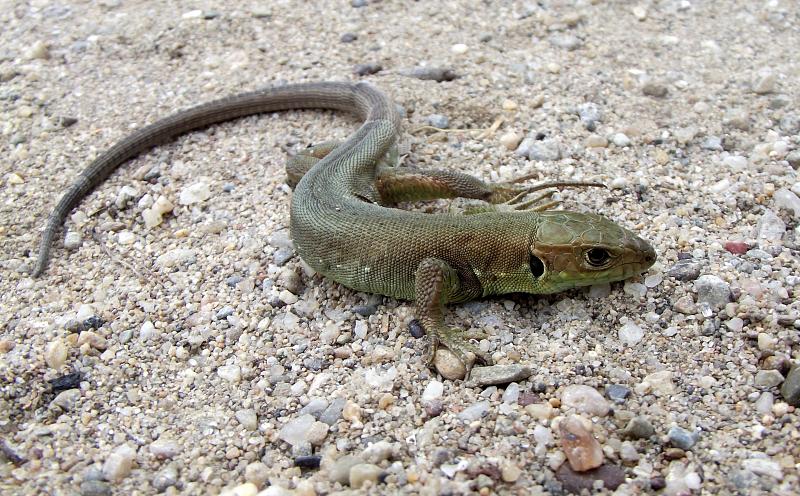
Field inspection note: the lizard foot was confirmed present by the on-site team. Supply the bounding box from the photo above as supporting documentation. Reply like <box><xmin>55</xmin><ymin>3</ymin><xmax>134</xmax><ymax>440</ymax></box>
<box><xmin>425</xmin><ymin>326</ymin><xmax>493</xmax><ymax>375</ymax></box>
<box><xmin>482</xmin><ymin>179</ymin><xmax>607</xmax><ymax>212</ymax></box>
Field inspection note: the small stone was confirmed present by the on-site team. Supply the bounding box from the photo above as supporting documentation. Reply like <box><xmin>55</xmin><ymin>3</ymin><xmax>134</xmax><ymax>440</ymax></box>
<box><xmin>340</xmin><ymin>32</ymin><xmax>358</xmax><ymax>43</ymax></box>
<box><xmin>742</xmin><ymin>458</ymin><xmax>783</xmax><ymax>480</ymax></box>
<box><xmin>433</xmin><ymin>349</ymin><xmax>466</xmax><ymax>380</ymax></box>
<box><xmin>52</xmin><ymin>389</ymin><xmax>81</xmax><ymax>411</ymax></box>
<box><xmin>780</xmin><ymin>366</ymin><xmax>800</xmax><ymax>406</ymax></box>
<box><xmin>451</xmin><ymin>43</ymin><xmax>468</xmax><ymax>54</ymax></box>
<box><xmin>526</xmin><ymin>139</ymin><xmax>562</xmax><ymax>161</ymax></box>
<box><xmin>236</xmin><ymin>409</ymin><xmax>258</xmax><ymax>430</ymax></box>
<box><xmin>668</xmin><ymin>261</ymin><xmax>700</xmax><ymax>281</ymax></box>
<box><xmin>774</xmin><ymin>189</ymin><xmax>800</xmax><ymax>219</ymax></box>
<box><xmin>755</xmin><ymin>210</ymin><xmax>785</xmax><ymax>242</ymax></box>
<box><xmin>305</xmin><ymin>421</ymin><xmax>329</xmax><ymax>445</ymax></box>
<box><xmin>755</xmin><ymin>370</ymin><xmax>784</xmax><ymax>389</ymax></box>
<box><xmin>786</xmin><ymin>150</ymin><xmax>800</xmax><ymax>169</ymax></box>
<box><xmin>605</xmin><ymin>385</ymin><xmax>630</xmax><ymax>404</ymax></box>
<box><xmin>619</xmin><ymin>441</ymin><xmax>640</xmax><ymax>463</ymax></box>
<box><xmin>642</xmin><ymin>81</ymin><xmax>668</xmax><ymax>97</ymax></box>
<box><xmin>149</xmin><ymin>439</ymin><xmax>181</xmax><ymax>459</ymax></box>
<box><xmin>102</xmin><ymin>444</ymin><xmax>136</xmax><ymax>482</ymax></box>
<box><xmin>155</xmin><ymin>248</ymin><xmax>196</xmax><ymax>268</ymax></box>
<box><xmin>549</xmin><ymin>34</ymin><xmax>581</xmax><ymax>50</ymax></box>
<box><xmin>585</xmin><ymin>135</ymin><xmax>608</xmax><ymax>148</ymax></box>
<box><xmin>556</xmin><ymin>463</ymin><xmax>626</xmax><ymax>492</ymax></box>
<box><xmin>468</xmin><ymin>364</ymin><xmax>532</xmax><ymax>386</ymax></box>
<box><xmin>117</xmin><ymin>231</ymin><xmax>136</xmax><ymax>245</ymax></box>
<box><xmin>64</xmin><ymin>231</ymin><xmax>82</xmax><ymax>250</ymax></box>
<box><xmin>636</xmin><ymin>370</ymin><xmax>675</xmax><ymax>396</ymax></box>
<box><xmin>561</xmin><ymin>385</ymin><xmax>610</xmax><ymax>416</ymax></box>
<box><xmin>139</xmin><ymin>321</ymin><xmax>157</xmax><ymax>340</ymax></box>
<box><xmin>217</xmin><ymin>364</ymin><xmax>241</xmax><ymax>383</ymax></box>
<box><xmin>668</xmin><ymin>426</ymin><xmax>699</xmax><ymax>450</ymax></box>
<box><xmin>362</xmin><ymin>441</ymin><xmax>394</xmax><ymax>464</ymax></box>
<box><xmin>349</xmin><ymin>463</ymin><xmax>382</xmax><ymax>488</ymax></box>
<box><xmin>559</xmin><ymin>415</ymin><xmax>604</xmax><ymax>472</ymax></box>
<box><xmin>319</xmin><ymin>397</ymin><xmax>346</xmax><ymax>425</ymax></box>
<box><xmin>724</xmin><ymin>241</ymin><xmax>749</xmax><ymax>255</ymax></box>
<box><xmin>458</xmin><ymin>401</ymin><xmax>490</xmax><ymax>421</ymax></box>
<box><xmin>577</xmin><ymin>103</ymin><xmax>603</xmax><ymax>130</ymax></box>
<box><xmin>525</xmin><ymin>402</ymin><xmax>554</xmax><ymax>420</ymax></box>
<box><xmin>152</xmin><ymin>465</ymin><xmax>178</xmax><ymax>492</ymax></box>
<box><xmin>353</xmin><ymin>63</ymin><xmax>382</xmax><ymax>76</ymax></box>
<box><xmin>25</xmin><ymin>40</ymin><xmax>50</xmax><ymax>60</ymax></box>
<box><xmin>427</xmin><ymin>114</ymin><xmax>449</xmax><ymax>128</ymax></box>
<box><xmin>757</xmin><ymin>333</ymin><xmax>777</xmax><ymax>352</ymax></box>
<box><xmin>294</xmin><ymin>455</ymin><xmax>322</xmax><ymax>469</ymax></box>
<box><xmin>618</xmin><ymin>321</ymin><xmax>645</xmax><ymax>346</ymax></box>
<box><xmin>611</xmin><ymin>133</ymin><xmax>631</xmax><ymax>147</ymax></box>
<box><xmin>624</xmin><ymin>416</ymin><xmax>655</xmax><ymax>439</ymax></box>
<box><xmin>701</xmin><ymin>136</ymin><xmax>723</xmax><ymax>150</ymax></box>
<box><xmin>79</xmin><ymin>480</ymin><xmax>112</xmax><ymax>496</ymax></box>
<box><xmin>6</xmin><ymin>173</ymin><xmax>24</xmax><ymax>185</ymax></box>
<box><xmin>752</xmin><ymin>71</ymin><xmax>776</xmax><ymax>94</ymax></box>
<box><xmin>422</xmin><ymin>380</ymin><xmax>444</xmax><ymax>404</ymax></box>
<box><xmin>724</xmin><ymin>108</ymin><xmax>751</xmax><ymax>130</ymax></box>
<box><xmin>404</xmin><ymin>67</ymin><xmax>458</xmax><ymax>82</ymax></box>
<box><xmin>179</xmin><ymin>182</ymin><xmax>211</xmax><ymax>205</ymax></box>
<box><xmin>45</xmin><ymin>339</ymin><xmax>68</xmax><ymax>369</ymax></box>
<box><xmin>694</xmin><ymin>275</ymin><xmax>731</xmax><ymax>309</ymax></box>
<box><xmin>278</xmin><ymin>414</ymin><xmax>317</xmax><ymax>447</ymax></box>
<box><xmin>243</xmin><ymin>462</ymin><xmax>269</xmax><ymax>488</ymax></box>
<box><xmin>351</xmin><ymin>0</ymin><xmax>368</xmax><ymax>7</ymax></box>
<box><xmin>328</xmin><ymin>454</ymin><xmax>363</xmax><ymax>485</ymax></box>
<box><xmin>499</xmin><ymin>131</ymin><xmax>522</xmax><ymax>150</ymax></box>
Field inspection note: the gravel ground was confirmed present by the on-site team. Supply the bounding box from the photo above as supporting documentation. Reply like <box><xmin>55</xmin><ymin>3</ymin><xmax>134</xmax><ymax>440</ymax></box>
<box><xmin>2</xmin><ymin>1</ymin><xmax>799</xmax><ymax>495</ymax></box>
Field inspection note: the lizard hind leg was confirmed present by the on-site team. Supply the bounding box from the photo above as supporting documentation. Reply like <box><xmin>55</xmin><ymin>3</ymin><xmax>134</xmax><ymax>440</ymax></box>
<box><xmin>414</xmin><ymin>257</ymin><xmax>492</xmax><ymax>377</ymax></box>
<box><xmin>285</xmin><ymin>141</ymin><xmax>399</xmax><ymax>189</ymax></box>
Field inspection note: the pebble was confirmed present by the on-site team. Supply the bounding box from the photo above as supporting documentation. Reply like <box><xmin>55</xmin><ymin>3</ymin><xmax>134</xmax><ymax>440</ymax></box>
<box><xmin>786</xmin><ymin>150</ymin><xmax>800</xmax><ymax>169</ymax></box>
<box><xmin>499</xmin><ymin>131</ymin><xmax>522</xmax><ymax>150</ymax></box>
<box><xmin>152</xmin><ymin>465</ymin><xmax>178</xmax><ymax>492</ymax></box>
<box><xmin>605</xmin><ymin>385</ymin><xmax>630</xmax><ymax>404</ymax></box>
<box><xmin>559</xmin><ymin>415</ymin><xmax>604</xmax><ymax>472</ymax></box>
<box><xmin>102</xmin><ymin>444</ymin><xmax>136</xmax><ymax>482</ymax></box>
<box><xmin>149</xmin><ymin>439</ymin><xmax>180</xmax><ymax>459</ymax></box>
<box><xmin>525</xmin><ymin>402</ymin><xmax>554</xmax><ymax>421</ymax></box>
<box><xmin>340</xmin><ymin>32</ymin><xmax>357</xmax><ymax>43</ymax></box>
<box><xmin>351</xmin><ymin>0</ymin><xmax>368</xmax><ymax>7</ymax></box>
<box><xmin>294</xmin><ymin>455</ymin><xmax>322</xmax><ymax>469</ymax></box>
<box><xmin>25</xmin><ymin>40</ymin><xmax>50</xmax><ymax>59</ymax></box>
<box><xmin>328</xmin><ymin>454</ymin><xmax>363</xmax><ymax>485</ymax></box>
<box><xmin>619</xmin><ymin>441</ymin><xmax>640</xmax><ymax>463</ymax></box>
<box><xmin>79</xmin><ymin>481</ymin><xmax>112</xmax><ymax>496</ymax></box>
<box><xmin>577</xmin><ymin>103</ymin><xmax>603</xmax><ymax>130</ymax></box>
<box><xmin>139</xmin><ymin>320</ymin><xmax>157</xmax><ymax>340</ymax></box>
<box><xmin>155</xmin><ymin>248</ymin><xmax>196</xmax><ymax>268</ymax></box>
<box><xmin>754</xmin><ymin>370</ymin><xmax>784</xmax><ymax>389</ymax></box>
<box><xmin>774</xmin><ymin>189</ymin><xmax>800</xmax><ymax>219</ymax></box>
<box><xmin>179</xmin><ymin>182</ymin><xmax>211</xmax><ymax>205</ymax></box>
<box><xmin>52</xmin><ymin>389</ymin><xmax>81</xmax><ymax>411</ymax></box>
<box><xmin>319</xmin><ymin>397</ymin><xmax>346</xmax><ymax>425</ymax></box>
<box><xmin>752</xmin><ymin>70</ymin><xmax>776</xmax><ymax>94</ymax></box>
<box><xmin>642</xmin><ymin>81</ymin><xmax>668</xmax><ymax>97</ymax></box>
<box><xmin>611</xmin><ymin>133</ymin><xmax>631</xmax><ymax>147</ymax></box>
<box><xmin>433</xmin><ymin>349</ymin><xmax>466</xmax><ymax>380</ymax></box>
<box><xmin>549</xmin><ymin>34</ymin><xmax>582</xmax><ymax>50</ymax></box>
<box><xmin>521</xmin><ymin>138</ymin><xmax>561</xmax><ymax>161</ymax></box>
<box><xmin>404</xmin><ymin>67</ymin><xmax>458</xmax><ymax>82</ymax></box>
<box><xmin>585</xmin><ymin>135</ymin><xmax>608</xmax><ymax>148</ymax></box>
<box><xmin>217</xmin><ymin>364</ymin><xmax>241</xmax><ymax>383</ymax></box>
<box><xmin>353</xmin><ymin>63</ymin><xmax>382</xmax><ymax>76</ymax></box>
<box><xmin>618</xmin><ymin>321</ymin><xmax>645</xmax><ymax>346</ymax></box>
<box><xmin>701</xmin><ymin>136</ymin><xmax>723</xmax><ymax>150</ymax></box>
<box><xmin>349</xmin><ymin>463</ymin><xmax>382</xmax><ymax>488</ymax></box>
<box><xmin>668</xmin><ymin>426</ymin><xmax>699</xmax><ymax>450</ymax></box>
<box><xmin>422</xmin><ymin>380</ymin><xmax>444</xmax><ymax>404</ymax></box>
<box><xmin>235</xmin><ymin>409</ymin><xmax>258</xmax><ymax>430</ymax></box>
<box><xmin>693</xmin><ymin>275</ymin><xmax>731</xmax><ymax>308</ymax></box>
<box><xmin>742</xmin><ymin>458</ymin><xmax>783</xmax><ymax>480</ymax></box>
<box><xmin>427</xmin><ymin>114</ymin><xmax>449</xmax><ymax>128</ymax></box>
<box><xmin>468</xmin><ymin>364</ymin><xmax>532</xmax><ymax>386</ymax></box>
<box><xmin>780</xmin><ymin>366</ymin><xmax>800</xmax><ymax>406</ymax></box>
<box><xmin>636</xmin><ymin>370</ymin><xmax>675</xmax><ymax>396</ymax></box>
<box><xmin>556</xmin><ymin>463</ymin><xmax>626</xmax><ymax>492</ymax></box>
<box><xmin>757</xmin><ymin>333</ymin><xmax>776</xmax><ymax>351</ymax></box>
<box><xmin>724</xmin><ymin>108</ymin><xmax>751</xmax><ymax>130</ymax></box>
<box><xmin>755</xmin><ymin>210</ymin><xmax>785</xmax><ymax>241</ymax></box>
<box><xmin>458</xmin><ymin>401</ymin><xmax>490</xmax><ymax>421</ymax></box>
<box><xmin>45</xmin><ymin>339</ymin><xmax>68</xmax><ymax>369</ymax></box>
<box><xmin>560</xmin><ymin>385</ymin><xmax>610</xmax><ymax>416</ymax></box>
<box><xmin>668</xmin><ymin>261</ymin><xmax>700</xmax><ymax>281</ymax></box>
<box><xmin>450</xmin><ymin>43</ymin><xmax>468</xmax><ymax>54</ymax></box>
<box><xmin>624</xmin><ymin>416</ymin><xmax>655</xmax><ymax>439</ymax></box>
<box><xmin>64</xmin><ymin>231</ymin><xmax>82</xmax><ymax>250</ymax></box>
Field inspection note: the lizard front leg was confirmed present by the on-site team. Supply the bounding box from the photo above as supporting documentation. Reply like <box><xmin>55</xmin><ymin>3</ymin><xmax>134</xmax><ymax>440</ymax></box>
<box><xmin>415</xmin><ymin>258</ymin><xmax>492</xmax><ymax>376</ymax></box>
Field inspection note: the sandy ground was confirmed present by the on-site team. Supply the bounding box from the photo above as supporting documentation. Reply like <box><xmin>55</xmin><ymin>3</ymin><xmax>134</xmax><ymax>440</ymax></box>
<box><xmin>1</xmin><ymin>0</ymin><xmax>799</xmax><ymax>494</ymax></box>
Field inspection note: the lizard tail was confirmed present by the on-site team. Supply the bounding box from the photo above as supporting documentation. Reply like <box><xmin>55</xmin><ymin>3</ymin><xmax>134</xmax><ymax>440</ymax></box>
<box><xmin>33</xmin><ymin>81</ymin><xmax>388</xmax><ymax>277</ymax></box>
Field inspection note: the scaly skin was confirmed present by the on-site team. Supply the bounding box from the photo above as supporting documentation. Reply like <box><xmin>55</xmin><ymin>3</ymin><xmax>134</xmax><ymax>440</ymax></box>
<box><xmin>34</xmin><ymin>81</ymin><xmax>656</xmax><ymax>375</ymax></box>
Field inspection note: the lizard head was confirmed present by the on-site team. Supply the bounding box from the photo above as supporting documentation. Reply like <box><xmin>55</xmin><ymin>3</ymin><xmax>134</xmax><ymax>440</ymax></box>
<box><xmin>528</xmin><ymin>211</ymin><xmax>656</xmax><ymax>293</ymax></box>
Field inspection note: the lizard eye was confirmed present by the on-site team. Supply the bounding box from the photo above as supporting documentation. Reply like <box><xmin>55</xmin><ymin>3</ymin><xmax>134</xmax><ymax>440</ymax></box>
<box><xmin>529</xmin><ymin>254</ymin><xmax>545</xmax><ymax>277</ymax></box>
<box><xmin>585</xmin><ymin>248</ymin><xmax>611</xmax><ymax>267</ymax></box>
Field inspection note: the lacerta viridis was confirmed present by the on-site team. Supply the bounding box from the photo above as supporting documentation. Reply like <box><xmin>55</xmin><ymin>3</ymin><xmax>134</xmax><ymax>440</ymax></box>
<box><xmin>34</xmin><ymin>82</ymin><xmax>656</xmax><ymax>372</ymax></box>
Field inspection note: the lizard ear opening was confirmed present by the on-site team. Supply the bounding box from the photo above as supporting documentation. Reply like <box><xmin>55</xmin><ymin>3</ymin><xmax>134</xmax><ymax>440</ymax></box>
<box><xmin>529</xmin><ymin>254</ymin><xmax>545</xmax><ymax>277</ymax></box>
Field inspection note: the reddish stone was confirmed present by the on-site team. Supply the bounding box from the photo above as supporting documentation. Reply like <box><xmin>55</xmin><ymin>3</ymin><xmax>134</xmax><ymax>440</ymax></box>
<box><xmin>724</xmin><ymin>241</ymin><xmax>749</xmax><ymax>255</ymax></box>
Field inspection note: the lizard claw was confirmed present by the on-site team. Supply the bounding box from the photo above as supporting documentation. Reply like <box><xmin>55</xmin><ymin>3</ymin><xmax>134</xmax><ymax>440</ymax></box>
<box><xmin>426</xmin><ymin>326</ymin><xmax>493</xmax><ymax>377</ymax></box>
<box><xmin>485</xmin><ymin>179</ymin><xmax>606</xmax><ymax>212</ymax></box>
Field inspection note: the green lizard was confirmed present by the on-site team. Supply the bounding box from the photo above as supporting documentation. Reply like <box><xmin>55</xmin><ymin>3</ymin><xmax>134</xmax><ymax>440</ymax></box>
<box><xmin>34</xmin><ymin>82</ymin><xmax>656</xmax><ymax>372</ymax></box>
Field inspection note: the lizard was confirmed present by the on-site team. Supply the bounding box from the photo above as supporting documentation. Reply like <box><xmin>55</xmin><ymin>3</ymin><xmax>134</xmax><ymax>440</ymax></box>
<box><xmin>33</xmin><ymin>81</ymin><xmax>657</xmax><ymax>372</ymax></box>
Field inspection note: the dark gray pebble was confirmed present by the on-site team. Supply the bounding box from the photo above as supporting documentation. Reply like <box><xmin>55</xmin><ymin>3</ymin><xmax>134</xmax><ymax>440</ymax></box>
<box><xmin>340</xmin><ymin>33</ymin><xmax>358</xmax><ymax>43</ymax></box>
<box><xmin>354</xmin><ymin>63</ymin><xmax>382</xmax><ymax>76</ymax></box>
<box><xmin>556</xmin><ymin>463</ymin><xmax>625</xmax><ymax>493</ymax></box>
<box><xmin>667</xmin><ymin>261</ymin><xmax>701</xmax><ymax>281</ymax></box>
<box><xmin>605</xmin><ymin>384</ymin><xmax>630</xmax><ymax>404</ymax></box>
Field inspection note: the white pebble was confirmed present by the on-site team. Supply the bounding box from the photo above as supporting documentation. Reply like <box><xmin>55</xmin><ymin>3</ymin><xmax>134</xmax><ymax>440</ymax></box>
<box><xmin>619</xmin><ymin>321</ymin><xmax>645</xmax><ymax>346</ymax></box>
<box><xmin>644</xmin><ymin>274</ymin><xmax>663</xmax><ymax>288</ymax></box>
<box><xmin>45</xmin><ymin>339</ymin><xmax>68</xmax><ymax>369</ymax></box>
<box><xmin>64</xmin><ymin>231</ymin><xmax>82</xmax><ymax>250</ymax></box>
<box><xmin>179</xmin><ymin>182</ymin><xmax>211</xmax><ymax>205</ymax></box>
<box><xmin>422</xmin><ymin>380</ymin><xmax>444</xmax><ymax>403</ymax></box>
<box><xmin>561</xmin><ymin>385</ymin><xmax>610</xmax><ymax>416</ymax></box>
<box><xmin>610</xmin><ymin>177</ymin><xmax>628</xmax><ymax>189</ymax></box>
<box><xmin>451</xmin><ymin>43</ymin><xmax>468</xmax><ymax>54</ymax></box>
<box><xmin>118</xmin><ymin>231</ymin><xmax>136</xmax><ymax>245</ymax></box>
<box><xmin>722</xmin><ymin>155</ymin><xmax>748</xmax><ymax>170</ymax></box>
<box><xmin>499</xmin><ymin>131</ymin><xmax>522</xmax><ymax>150</ymax></box>
<box><xmin>217</xmin><ymin>364</ymin><xmax>242</xmax><ymax>383</ymax></box>
<box><xmin>611</xmin><ymin>133</ymin><xmax>631</xmax><ymax>147</ymax></box>
<box><xmin>140</xmin><ymin>320</ymin><xmax>157</xmax><ymax>340</ymax></box>
<box><xmin>149</xmin><ymin>438</ymin><xmax>181</xmax><ymax>459</ymax></box>
<box><xmin>102</xmin><ymin>444</ymin><xmax>136</xmax><ymax>482</ymax></box>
